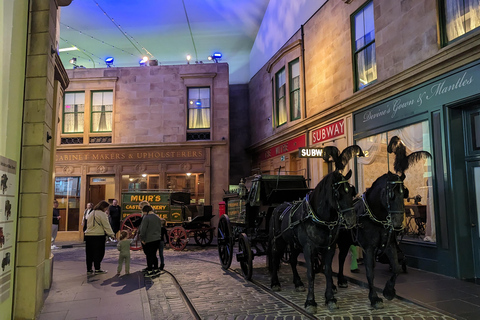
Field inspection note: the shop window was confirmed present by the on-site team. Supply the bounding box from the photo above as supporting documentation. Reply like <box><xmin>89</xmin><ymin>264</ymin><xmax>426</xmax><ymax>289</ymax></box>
<box><xmin>63</xmin><ymin>92</ymin><xmax>85</xmax><ymax>133</ymax></box>
<box><xmin>356</xmin><ymin>121</ymin><xmax>435</xmax><ymax>243</ymax></box>
<box><xmin>54</xmin><ymin>177</ymin><xmax>81</xmax><ymax>231</ymax></box>
<box><xmin>276</xmin><ymin>68</ymin><xmax>287</xmax><ymax>127</ymax></box>
<box><xmin>91</xmin><ymin>91</ymin><xmax>113</xmax><ymax>132</ymax></box>
<box><xmin>441</xmin><ymin>0</ymin><xmax>480</xmax><ymax>43</ymax></box>
<box><xmin>187</xmin><ymin>87</ymin><xmax>211</xmax><ymax>130</ymax></box>
<box><xmin>167</xmin><ymin>173</ymin><xmax>204</xmax><ymax>204</ymax></box>
<box><xmin>352</xmin><ymin>1</ymin><xmax>377</xmax><ymax>91</ymax></box>
<box><xmin>289</xmin><ymin>59</ymin><xmax>301</xmax><ymax>121</ymax></box>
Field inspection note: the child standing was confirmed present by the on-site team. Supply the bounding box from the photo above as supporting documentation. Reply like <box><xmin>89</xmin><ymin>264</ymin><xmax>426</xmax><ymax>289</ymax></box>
<box><xmin>117</xmin><ymin>230</ymin><xmax>131</xmax><ymax>275</ymax></box>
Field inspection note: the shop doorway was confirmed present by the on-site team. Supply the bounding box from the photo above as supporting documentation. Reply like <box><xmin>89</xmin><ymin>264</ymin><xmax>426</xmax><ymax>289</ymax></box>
<box><xmin>464</xmin><ymin>107</ymin><xmax>480</xmax><ymax>281</ymax></box>
<box><xmin>88</xmin><ymin>176</ymin><xmax>115</xmax><ymax>206</ymax></box>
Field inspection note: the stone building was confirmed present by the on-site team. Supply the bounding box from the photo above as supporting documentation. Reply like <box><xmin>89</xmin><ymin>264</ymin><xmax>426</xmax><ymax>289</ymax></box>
<box><xmin>54</xmin><ymin>65</ymin><xmax>229</xmax><ymax>242</ymax></box>
<box><xmin>248</xmin><ymin>0</ymin><xmax>480</xmax><ymax>282</ymax></box>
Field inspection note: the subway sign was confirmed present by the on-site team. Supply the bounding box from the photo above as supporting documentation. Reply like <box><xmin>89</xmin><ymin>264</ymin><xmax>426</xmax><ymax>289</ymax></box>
<box><xmin>298</xmin><ymin>148</ymin><xmax>324</xmax><ymax>158</ymax></box>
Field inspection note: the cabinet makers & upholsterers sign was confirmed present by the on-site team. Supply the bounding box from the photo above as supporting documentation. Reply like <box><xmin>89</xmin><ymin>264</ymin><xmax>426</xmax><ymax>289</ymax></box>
<box><xmin>55</xmin><ymin>148</ymin><xmax>205</xmax><ymax>163</ymax></box>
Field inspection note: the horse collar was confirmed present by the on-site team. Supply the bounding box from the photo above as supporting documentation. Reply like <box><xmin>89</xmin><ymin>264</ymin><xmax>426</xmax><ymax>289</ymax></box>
<box><xmin>305</xmin><ymin>192</ymin><xmax>339</xmax><ymax>229</ymax></box>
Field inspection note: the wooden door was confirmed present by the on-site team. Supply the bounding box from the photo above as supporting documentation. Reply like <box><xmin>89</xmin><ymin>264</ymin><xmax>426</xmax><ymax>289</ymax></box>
<box><xmin>89</xmin><ymin>185</ymin><xmax>105</xmax><ymax>207</ymax></box>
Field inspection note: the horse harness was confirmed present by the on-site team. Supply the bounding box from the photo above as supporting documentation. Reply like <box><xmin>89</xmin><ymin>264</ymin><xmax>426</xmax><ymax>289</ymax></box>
<box><xmin>274</xmin><ymin>179</ymin><xmax>354</xmax><ymax>249</ymax></box>
<box><xmin>356</xmin><ymin>178</ymin><xmax>405</xmax><ymax>253</ymax></box>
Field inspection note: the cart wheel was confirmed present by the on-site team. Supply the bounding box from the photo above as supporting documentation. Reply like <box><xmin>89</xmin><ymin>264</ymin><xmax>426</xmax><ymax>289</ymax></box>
<box><xmin>169</xmin><ymin>226</ymin><xmax>188</xmax><ymax>251</ymax></box>
<box><xmin>120</xmin><ymin>213</ymin><xmax>143</xmax><ymax>251</ymax></box>
<box><xmin>194</xmin><ymin>225</ymin><xmax>214</xmax><ymax>246</ymax></box>
<box><xmin>217</xmin><ymin>215</ymin><xmax>234</xmax><ymax>269</ymax></box>
<box><xmin>237</xmin><ymin>233</ymin><xmax>253</xmax><ymax>280</ymax></box>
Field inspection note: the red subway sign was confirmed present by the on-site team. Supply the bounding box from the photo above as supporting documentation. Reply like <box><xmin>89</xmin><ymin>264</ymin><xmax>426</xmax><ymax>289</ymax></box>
<box><xmin>311</xmin><ymin>119</ymin><xmax>345</xmax><ymax>144</ymax></box>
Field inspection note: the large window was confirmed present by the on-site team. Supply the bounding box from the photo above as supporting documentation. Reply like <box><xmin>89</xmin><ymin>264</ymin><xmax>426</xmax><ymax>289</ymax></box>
<box><xmin>352</xmin><ymin>1</ymin><xmax>377</xmax><ymax>91</ymax></box>
<box><xmin>63</xmin><ymin>92</ymin><xmax>85</xmax><ymax>133</ymax></box>
<box><xmin>91</xmin><ymin>91</ymin><xmax>113</xmax><ymax>132</ymax></box>
<box><xmin>289</xmin><ymin>59</ymin><xmax>301</xmax><ymax>121</ymax></box>
<box><xmin>54</xmin><ymin>177</ymin><xmax>81</xmax><ymax>231</ymax></box>
<box><xmin>356</xmin><ymin>121</ymin><xmax>435</xmax><ymax>243</ymax></box>
<box><xmin>276</xmin><ymin>68</ymin><xmax>287</xmax><ymax>127</ymax></box>
<box><xmin>188</xmin><ymin>87</ymin><xmax>211</xmax><ymax>129</ymax></box>
<box><xmin>443</xmin><ymin>0</ymin><xmax>480</xmax><ymax>42</ymax></box>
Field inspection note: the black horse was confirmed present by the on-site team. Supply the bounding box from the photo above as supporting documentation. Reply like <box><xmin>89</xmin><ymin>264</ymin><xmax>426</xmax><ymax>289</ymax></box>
<box><xmin>269</xmin><ymin>145</ymin><xmax>362</xmax><ymax>313</ymax></box>
<box><xmin>336</xmin><ymin>171</ymin><xmax>408</xmax><ymax>308</ymax></box>
<box><xmin>336</xmin><ymin>136</ymin><xmax>431</xmax><ymax>308</ymax></box>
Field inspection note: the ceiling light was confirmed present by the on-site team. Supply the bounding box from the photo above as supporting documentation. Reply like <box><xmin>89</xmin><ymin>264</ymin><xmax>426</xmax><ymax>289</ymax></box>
<box><xmin>59</xmin><ymin>46</ymin><xmax>78</xmax><ymax>52</ymax></box>
<box><xmin>186</xmin><ymin>173</ymin><xmax>192</xmax><ymax>177</ymax></box>
<box><xmin>186</xmin><ymin>54</ymin><xmax>191</xmax><ymax>64</ymax></box>
<box><xmin>210</xmin><ymin>52</ymin><xmax>222</xmax><ymax>63</ymax></box>
<box><xmin>69</xmin><ymin>57</ymin><xmax>77</xmax><ymax>64</ymax></box>
<box><xmin>139</xmin><ymin>56</ymin><xmax>149</xmax><ymax>66</ymax></box>
<box><xmin>142</xmin><ymin>174</ymin><xmax>147</xmax><ymax>177</ymax></box>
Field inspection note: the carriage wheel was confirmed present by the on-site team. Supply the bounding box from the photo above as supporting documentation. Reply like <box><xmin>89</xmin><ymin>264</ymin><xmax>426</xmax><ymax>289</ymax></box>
<box><xmin>120</xmin><ymin>213</ymin><xmax>143</xmax><ymax>251</ymax></box>
<box><xmin>169</xmin><ymin>226</ymin><xmax>189</xmax><ymax>251</ymax></box>
<box><xmin>237</xmin><ymin>233</ymin><xmax>253</xmax><ymax>280</ymax></box>
<box><xmin>217</xmin><ymin>215</ymin><xmax>234</xmax><ymax>270</ymax></box>
<box><xmin>194</xmin><ymin>225</ymin><xmax>214</xmax><ymax>246</ymax></box>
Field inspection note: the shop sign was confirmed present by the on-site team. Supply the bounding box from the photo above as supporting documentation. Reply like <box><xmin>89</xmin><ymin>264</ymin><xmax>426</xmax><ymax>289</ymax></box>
<box><xmin>56</xmin><ymin>148</ymin><xmax>204</xmax><ymax>162</ymax></box>
<box><xmin>298</xmin><ymin>148</ymin><xmax>324</xmax><ymax>158</ymax></box>
<box><xmin>355</xmin><ymin>62</ymin><xmax>480</xmax><ymax>133</ymax></box>
<box><xmin>260</xmin><ymin>135</ymin><xmax>306</xmax><ymax>161</ymax></box>
<box><xmin>311</xmin><ymin>119</ymin><xmax>345</xmax><ymax>144</ymax></box>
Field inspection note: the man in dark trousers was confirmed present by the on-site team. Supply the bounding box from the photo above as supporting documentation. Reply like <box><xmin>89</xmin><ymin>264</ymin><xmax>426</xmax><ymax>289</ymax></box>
<box><xmin>108</xmin><ymin>199</ymin><xmax>122</xmax><ymax>242</ymax></box>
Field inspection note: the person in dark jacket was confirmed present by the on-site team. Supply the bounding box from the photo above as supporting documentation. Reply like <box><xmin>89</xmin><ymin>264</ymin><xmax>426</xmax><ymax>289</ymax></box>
<box><xmin>51</xmin><ymin>200</ymin><xmax>61</xmax><ymax>249</ymax></box>
<box><xmin>108</xmin><ymin>199</ymin><xmax>122</xmax><ymax>242</ymax></box>
<box><xmin>138</xmin><ymin>205</ymin><xmax>162</xmax><ymax>277</ymax></box>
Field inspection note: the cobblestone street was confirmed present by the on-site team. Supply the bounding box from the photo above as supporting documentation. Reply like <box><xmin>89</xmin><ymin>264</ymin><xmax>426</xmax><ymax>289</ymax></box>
<box><xmin>58</xmin><ymin>243</ymin><xmax>454</xmax><ymax>320</ymax></box>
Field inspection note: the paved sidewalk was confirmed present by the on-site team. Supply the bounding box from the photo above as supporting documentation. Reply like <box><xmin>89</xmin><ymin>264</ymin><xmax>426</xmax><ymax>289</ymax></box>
<box><xmin>38</xmin><ymin>249</ymin><xmax>151</xmax><ymax>320</ymax></box>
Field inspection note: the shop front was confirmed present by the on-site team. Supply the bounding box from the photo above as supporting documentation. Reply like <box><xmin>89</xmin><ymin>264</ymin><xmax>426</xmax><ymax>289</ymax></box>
<box><xmin>353</xmin><ymin>60</ymin><xmax>480</xmax><ymax>281</ymax></box>
<box><xmin>253</xmin><ymin>134</ymin><xmax>307</xmax><ymax>178</ymax></box>
<box><xmin>54</xmin><ymin>145</ymin><xmax>219</xmax><ymax>241</ymax></box>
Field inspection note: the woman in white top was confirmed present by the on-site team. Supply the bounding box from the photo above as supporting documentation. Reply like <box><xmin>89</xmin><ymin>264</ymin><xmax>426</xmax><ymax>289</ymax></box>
<box><xmin>84</xmin><ymin>200</ymin><xmax>115</xmax><ymax>274</ymax></box>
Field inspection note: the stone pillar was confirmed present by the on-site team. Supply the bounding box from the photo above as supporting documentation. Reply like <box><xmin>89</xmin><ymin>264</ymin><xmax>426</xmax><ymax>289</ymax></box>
<box><xmin>14</xmin><ymin>0</ymin><xmax>69</xmax><ymax>318</ymax></box>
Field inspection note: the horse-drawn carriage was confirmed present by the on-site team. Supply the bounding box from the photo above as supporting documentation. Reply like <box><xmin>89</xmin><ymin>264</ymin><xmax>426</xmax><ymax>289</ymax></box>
<box><xmin>119</xmin><ymin>190</ymin><xmax>215</xmax><ymax>251</ymax></box>
<box><xmin>217</xmin><ymin>174</ymin><xmax>311</xmax><ymax>280</ymax></box>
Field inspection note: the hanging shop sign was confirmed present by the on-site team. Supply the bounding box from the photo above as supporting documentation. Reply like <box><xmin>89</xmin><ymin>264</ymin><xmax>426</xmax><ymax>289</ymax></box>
<box><xmin>260</xmin><ymin>135</ymin><xmax>306</xmax><ymax>161</ymax></box>
<box><xmin>354</xmin><ymin>61</ymin><xmax>480</xmax><ymax>133</ymax></box>
<box><xmin>311</xmin><ymin>119</ymin><xmax>345</xmax><ymax>144</ymax></box>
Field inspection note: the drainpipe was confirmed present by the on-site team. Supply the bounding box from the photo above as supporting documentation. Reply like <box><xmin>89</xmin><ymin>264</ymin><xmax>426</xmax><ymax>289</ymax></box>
<box><xmin>301</xmin><ymin>24</ymin><xmax>310</xmax><ymax>187</ymax></box>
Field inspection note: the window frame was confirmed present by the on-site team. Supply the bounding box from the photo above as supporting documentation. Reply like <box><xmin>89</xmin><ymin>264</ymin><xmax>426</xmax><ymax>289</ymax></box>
<box><xmin>187</xmin><ymin>86</ymin><xmax>211</xmax><ymax>130</ymax></box>
<box><xmin>275</xmin><ymin>67</ymin><xmax>287</xmax><ymax>127</ymax></box>
<box><xmin>289</xmin><ymin>58</ymin><xmax>301</xmax><ymax>121</ymax></box>
<box><xmin>438</xmin><ymin>0</ymin><xmax>480</xmax><ymax>46</ymax></box>
<box><xmin>90</xmin><ymin>90</ymin><xmax>113</xmax><ymax>133</ymax></box>
<box><xmin>351</xmin><ymin>0</ymin><xmax>377</xmax><ymax>92</ymax></box>
<box><xmin>62</xmin><ymin>91</ymin><xmax>85</xmax><ymax>134</ymax></box>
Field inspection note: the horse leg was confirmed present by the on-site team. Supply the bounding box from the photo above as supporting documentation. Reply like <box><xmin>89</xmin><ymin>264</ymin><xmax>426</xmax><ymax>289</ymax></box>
<box><xmin>270</xmin><ymin>239</ymin><xmax>284</xmax><ymax>291</ymax></box>
<box><xmin>337</xmin><ymin>240</ymin><xmax>350</xmax><ymax>288</ymax></box>
<box><xmin>323</xmin><ymin>247</ymin><xmax>338</xmax><ymax>310</ymax></box>
<box><xmin>382</xmin><ymin>242</ymin><xmax>401</xmax><ymax>300</ymax></box>
<box><xmin>302</xmin><ymin>247</ymin><xmax>317</xmax><ymax>314</ymax></box>
<box><xmin>289</xmin><ymin>250</ymin><xmax>305</xmax><ymax>291</ymax></box>
<box><xmin>364</xmin><ymin>247</ymin><xmax>383</xmax><ymax>309</ymax></box>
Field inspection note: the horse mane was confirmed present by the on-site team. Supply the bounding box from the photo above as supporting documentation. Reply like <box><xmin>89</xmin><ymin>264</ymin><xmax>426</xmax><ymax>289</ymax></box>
<box><xmin>366</xmin><ymin>172</ymin><xmax>390</xmax><ymax>198</ymax></box>
<box><xmin>309</xmin><ymin>171</ymin><xmax>339</xmax><ymax>219</ymax></box>
<box><xmin>387</xmin><ymin>136</ymin><xmax>431</xmax><ymax>174</ymax></box>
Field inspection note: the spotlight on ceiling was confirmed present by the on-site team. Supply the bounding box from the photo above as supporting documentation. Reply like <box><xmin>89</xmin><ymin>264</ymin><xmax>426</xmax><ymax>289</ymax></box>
<box><xmin>105</xmin><ymin>57</ymin><xmax>114</xmax><ymax>67</ymax></box>
<box><xmin>69</xmin><ymin>57</ymin><xmax>77</xmax><ymax>65</ymax></box>
<box><xmin>186</xmin><ymin>54</ymin><xmax>191</xmax><ymax>64</ymax></box>
<box><xmin>139</xmin><ymin>56</ymin><xmax>149</xmax><ymax>66</ymax></box>
<box><xmin>209</xmin><ymin>52</ymin><xmax>222</xmax><ymax>63</ymax></box>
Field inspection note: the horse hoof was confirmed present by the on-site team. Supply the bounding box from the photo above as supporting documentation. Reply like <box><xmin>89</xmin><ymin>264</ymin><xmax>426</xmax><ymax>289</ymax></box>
<box><xmin>371</xmin><ymin>299</ymin><xmax>384</xmax><ymax>309</ymax></box>
<box><xmin>305</xmin><ymin>305</ymin><xmax>317</xmax><ymax>314</ymax></box>
<box><xmin>271</xmin><ymin>285</ymin><xmax>281</xmax><ymax>292</ymax></box>
<box><xmin>327</xmin><ymin>301</ymin><xmax>338</xmax><ymax>310</ymax></box>
<box><xmin>295</xmin><ymin>286</ymin><xmax>305</xmax><ymax>292</ymax></box>
<box><xmin>338</xmin><ymin>281</ymin><xmax>348</xmax><ymax>288</ymax></box>
<box><xmin>383</xmin><ymin>288</ymin><xmax>396</xmax><ymax>300</ymax></box>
